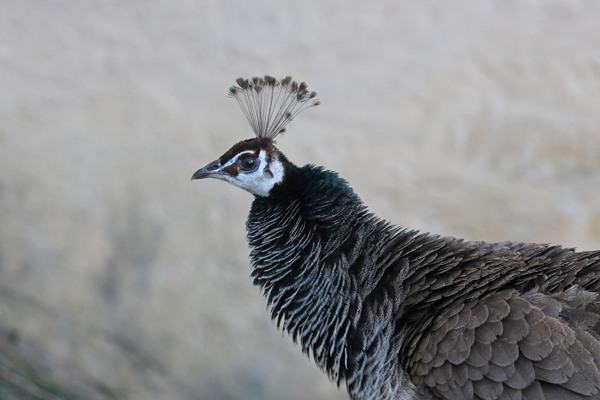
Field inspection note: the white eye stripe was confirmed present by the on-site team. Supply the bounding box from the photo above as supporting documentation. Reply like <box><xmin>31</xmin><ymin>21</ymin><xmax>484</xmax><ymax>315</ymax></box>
<box><xmin>223</xmin><ymin>150</ymin><xmax>256</xmax><ymax>167</ymax></box>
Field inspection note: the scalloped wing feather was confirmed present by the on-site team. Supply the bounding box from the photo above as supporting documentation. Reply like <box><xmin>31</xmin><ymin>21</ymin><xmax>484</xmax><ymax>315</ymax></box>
<box><xmin>409</xmin><ymin>287</ymin><xmax>600</xmax><ymax>400</ymax></box>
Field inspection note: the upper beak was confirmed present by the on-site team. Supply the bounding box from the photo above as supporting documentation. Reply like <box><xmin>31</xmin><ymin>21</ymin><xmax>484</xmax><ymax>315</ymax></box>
<box><xmin>191</xmin><ymin>159</ymin><xmax>224</xmax><ymax>180</ymax></box>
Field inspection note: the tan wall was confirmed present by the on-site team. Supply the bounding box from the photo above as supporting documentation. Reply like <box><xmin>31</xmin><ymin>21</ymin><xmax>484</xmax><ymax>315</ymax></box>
<box><xmin>0</xmin><ymin>1</ymin><xmax>599</xmax><ymax>399</ymax></box>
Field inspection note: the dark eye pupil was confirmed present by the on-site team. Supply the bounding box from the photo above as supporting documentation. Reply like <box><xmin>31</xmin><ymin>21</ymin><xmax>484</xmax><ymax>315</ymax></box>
<box><xmin>240</xmin><ymin>156</ymin><xmax>256</xmax><ymax>170</ymax></box>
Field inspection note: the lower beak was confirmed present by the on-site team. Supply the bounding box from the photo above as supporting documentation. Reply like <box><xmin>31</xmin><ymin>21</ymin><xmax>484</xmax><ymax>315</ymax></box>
<box><xmin>191</xmin><ymin>160</ymin><xmax>224</xmax><ymax>180</ymax></box>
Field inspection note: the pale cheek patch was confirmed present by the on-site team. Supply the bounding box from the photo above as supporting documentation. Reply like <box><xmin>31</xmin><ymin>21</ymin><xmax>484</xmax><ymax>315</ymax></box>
<box><xmin>229</xmin><ymin>150</ymin><xmax>284</xmax><ymax>197</ymax></box>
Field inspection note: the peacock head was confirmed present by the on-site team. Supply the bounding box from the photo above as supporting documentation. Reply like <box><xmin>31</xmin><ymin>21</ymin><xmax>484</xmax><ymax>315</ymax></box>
<box><xmin>191</xmin><ymin>137</ymin><xmax>287</xmax><ymax>197</ymax></box>
<box><xmin>192</xmin><ymin>76</ymin><xmax>320</xmax><ymax>197</ymax></box>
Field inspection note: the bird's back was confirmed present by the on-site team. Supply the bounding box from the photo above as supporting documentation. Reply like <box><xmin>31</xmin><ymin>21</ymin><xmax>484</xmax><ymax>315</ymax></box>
<box><xmin>399</xmin><ymin>236</ymin><xmax>600</xmax><ymax>400</ymax></box>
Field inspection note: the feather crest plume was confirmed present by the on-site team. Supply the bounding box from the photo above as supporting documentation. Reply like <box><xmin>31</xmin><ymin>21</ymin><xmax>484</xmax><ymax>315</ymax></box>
<box><xmin>228</xmin><ymin>75</ymin><xmax>320</xmax><ymax>139</ymax></box>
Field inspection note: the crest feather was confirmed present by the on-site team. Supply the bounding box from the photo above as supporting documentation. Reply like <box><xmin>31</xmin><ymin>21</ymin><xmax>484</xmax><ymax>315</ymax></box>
<box><xmin>228</xmin><ymin>75</ymin><xmax>320</xmax><ymax>139</ymax></box>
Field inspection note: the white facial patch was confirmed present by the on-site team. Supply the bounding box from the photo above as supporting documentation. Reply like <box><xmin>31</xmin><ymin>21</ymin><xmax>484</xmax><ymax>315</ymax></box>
<box><xmin>223</xmin><ymin>150</ymin><xmax>284</xmax><ymax>197</ymax></box>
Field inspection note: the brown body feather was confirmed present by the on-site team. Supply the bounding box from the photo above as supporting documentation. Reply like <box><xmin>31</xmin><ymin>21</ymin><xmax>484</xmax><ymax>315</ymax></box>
<box><xmin>401</xmin><ymin>237</ymin><xmax>600</xmax><ymax>400</ymax></box>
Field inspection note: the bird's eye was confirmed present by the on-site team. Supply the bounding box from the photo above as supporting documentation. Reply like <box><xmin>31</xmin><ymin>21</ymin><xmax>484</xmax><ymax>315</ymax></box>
<box><xmin>238</xmin><ymin>155</ymin><xmax>257</xmax><ymax>171</ymax></box>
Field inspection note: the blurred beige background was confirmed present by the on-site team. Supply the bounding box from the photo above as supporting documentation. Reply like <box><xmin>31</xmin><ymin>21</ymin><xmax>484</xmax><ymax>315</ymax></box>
<box><xmin>1</xmin><ymin>1</ymin><xmax>599</xmax><ymax>399</ymax></box>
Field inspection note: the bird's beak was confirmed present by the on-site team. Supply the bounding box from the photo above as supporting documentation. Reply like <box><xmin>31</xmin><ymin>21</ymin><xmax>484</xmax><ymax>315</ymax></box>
<box><xmin>191</xmin><ymin>159</ymin><xmax>225</xmax><ymax>180</ymax></box>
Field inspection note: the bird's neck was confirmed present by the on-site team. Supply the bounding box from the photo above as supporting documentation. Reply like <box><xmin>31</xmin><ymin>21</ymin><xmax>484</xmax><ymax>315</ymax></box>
<box><xmin>246</xmin><ymin>164</ymin><xmax>419</xmax><ymax>398</ymax></box>
<box><xmin>244</xmin><ymin>162</ymin><xmax>582</xmax><ymax>399</ymax></box>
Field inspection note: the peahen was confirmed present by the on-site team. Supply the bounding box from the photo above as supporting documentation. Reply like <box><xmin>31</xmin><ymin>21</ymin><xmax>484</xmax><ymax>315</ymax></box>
<box><xmin>192</xmin><ymin>76</ymin><xmax>600</xmax><ymax>400</ymax></box>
